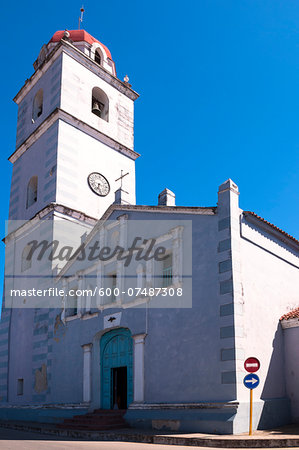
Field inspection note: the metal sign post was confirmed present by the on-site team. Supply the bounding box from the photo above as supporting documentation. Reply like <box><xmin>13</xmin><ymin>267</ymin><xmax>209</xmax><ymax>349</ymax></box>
<box><xmin>244</xmin><ymin>357</ymin><xmax>260</xmax><ymax>436</ymax></box>
<box><xmin>249</xmin><ymin>388</ymin><xmax>253</xmax><ymax>435</ymax></box>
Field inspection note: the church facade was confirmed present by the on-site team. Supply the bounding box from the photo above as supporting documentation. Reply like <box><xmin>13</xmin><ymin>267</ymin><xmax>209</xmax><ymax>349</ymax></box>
<box><xmin>0</xmin><ymin>29</ymin><xmax>298</xmax><ymax>434</ymax></box>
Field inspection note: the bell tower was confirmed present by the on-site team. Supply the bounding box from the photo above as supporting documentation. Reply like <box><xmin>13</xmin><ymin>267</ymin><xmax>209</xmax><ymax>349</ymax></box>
<box><xmin>9</xmin><ymin>29</ymin><xmax>139</xmax><ymax>222</ymax></box>
<box><xmin>0</xmin><ymin>30</ymin><xmax>140</xmax><ymax>404</ymax></box>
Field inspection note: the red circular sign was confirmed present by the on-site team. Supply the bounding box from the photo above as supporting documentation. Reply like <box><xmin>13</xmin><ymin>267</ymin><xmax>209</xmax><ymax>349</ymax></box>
<box><xmin>244</xmin><ymin>357</ymin><xmax>260</xmax><ymax>373</ymax></box>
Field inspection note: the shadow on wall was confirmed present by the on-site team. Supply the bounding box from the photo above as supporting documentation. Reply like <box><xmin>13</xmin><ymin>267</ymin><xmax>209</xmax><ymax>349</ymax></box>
<box><xmin>258</xmin><ymin>323</ymin><xmax>291</xmax><ymax>429</ymax></box>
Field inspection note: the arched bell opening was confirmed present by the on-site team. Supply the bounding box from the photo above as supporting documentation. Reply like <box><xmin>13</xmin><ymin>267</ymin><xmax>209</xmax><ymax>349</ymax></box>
<box><xmin>26</xmin><ymin>176</ymin><xmax>38</xmax><ymax>208</ymax></box>
<box><xmin>91</xmin><ymin>87</ymin><xmax>109</xmax><ymax>122</ymax></box>
<box><xmin>32</xmin><ymin>89</ymin><xmax>43</xmax><ymax>122</ymax></box>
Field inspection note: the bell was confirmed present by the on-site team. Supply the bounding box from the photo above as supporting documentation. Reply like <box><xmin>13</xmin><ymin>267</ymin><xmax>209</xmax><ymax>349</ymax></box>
<box><xmin>92</xmin><ymin>101</ymin><xmax>104</xmax><ymax>118</ymax></box>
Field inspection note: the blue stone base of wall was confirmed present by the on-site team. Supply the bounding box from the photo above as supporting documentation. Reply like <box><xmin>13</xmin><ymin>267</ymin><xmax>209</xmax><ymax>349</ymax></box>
<box><xmin>125</xmin><ymin>403</ymin><xmax>237</xmax><ymax>434</ymax></box>
<box><xmin>0</xmin><ymin>398</ymin><xmax>290</xmax><ymax>435</ymax></box>
<box><xmin>0</xmin><ymin>405</ymin><xmax>89</xmax><ymax>424</ymax></box>
<box><xmin>126</xmin><ymin>398</ymin><xmax>291</xmax><ymax>435</ymax></box>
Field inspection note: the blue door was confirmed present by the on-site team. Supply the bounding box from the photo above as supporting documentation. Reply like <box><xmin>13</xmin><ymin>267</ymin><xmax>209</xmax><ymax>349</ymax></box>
<box><xmin>100</xmin><ymin>328</ymin><xmax>133</xmax><ymax>409</ymax></box>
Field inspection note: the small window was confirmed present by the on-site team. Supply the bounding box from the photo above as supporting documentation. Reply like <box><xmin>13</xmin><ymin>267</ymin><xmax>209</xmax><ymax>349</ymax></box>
<box><xmin>21</xmin><ymin>245</ymin><xmax>32</xmax><ymax>272</ymax></box>
<box><xmin>95</xmin><ymin>49</ymin><xmax>102</xmax><ymax>65</ymax></box>
<box><xmin>92</xmin><ymin>87</ymin><xmax>109</xmax><ymax>122</ymax></box>
<box><xmin>162</xmin><ymin>254</ymin><xmax>173</xmax><ymax>287</ymax></box>
<box><xmin>66</xmin><ymin>289</ymin><xmax>78</xmax><ymax>317</ymax></box>
<box><xmin>108</xmin><ymin>273</ymin><xmax>117</xmax><ymax>302</ymax></box>
<box><xmin>17</xmin><ymin>378</ymin><xmax>24</xmax><ymax>396</ymax></box>
<box><xmin>26</xmin><ymin>176</ymin><xmax>38</xmax><ymax>208</ymax></box>
<box><xmin>32</xmin><ymin>89</ymin><xmax>43</xmax><ymax>122</ymax></box>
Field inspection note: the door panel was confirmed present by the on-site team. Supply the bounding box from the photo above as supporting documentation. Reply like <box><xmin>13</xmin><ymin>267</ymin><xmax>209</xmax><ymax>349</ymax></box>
<box><xmin>100</xmin><ymin>329</ymin><xmax>133</xmax><ymax>409</ymax></box>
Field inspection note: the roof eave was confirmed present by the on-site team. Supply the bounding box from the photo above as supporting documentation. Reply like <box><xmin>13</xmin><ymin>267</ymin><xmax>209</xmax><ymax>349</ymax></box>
<box><xmin>243</xmin><ymin>211</ymin><xmax>299</xmax><ymax>251</ymax></box>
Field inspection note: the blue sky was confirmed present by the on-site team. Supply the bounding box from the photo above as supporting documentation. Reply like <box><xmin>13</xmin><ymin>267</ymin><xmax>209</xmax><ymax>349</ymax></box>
<box><xmin>0</xmin><ymin>0</ymin><xmax>298</xmax><ymax>286</ymax></box>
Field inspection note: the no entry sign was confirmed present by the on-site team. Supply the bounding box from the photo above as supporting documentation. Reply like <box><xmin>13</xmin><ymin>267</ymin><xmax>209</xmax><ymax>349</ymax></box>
<box><xmin>244</xmin><ymin>357</ymin><xmax>260</xmax><ymax>373</ymax></box>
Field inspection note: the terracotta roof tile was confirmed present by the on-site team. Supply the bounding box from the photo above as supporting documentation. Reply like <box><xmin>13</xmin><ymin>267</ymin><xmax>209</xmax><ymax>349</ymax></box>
<box><xmin>280</xmin><ymin>307</ymin><xmax>299</xmax><ymax>321</ymax></box>
<box><xmin>243</xmin><ymin>211</ymin><xmax>299</xmax><ymax>247</ymax></box>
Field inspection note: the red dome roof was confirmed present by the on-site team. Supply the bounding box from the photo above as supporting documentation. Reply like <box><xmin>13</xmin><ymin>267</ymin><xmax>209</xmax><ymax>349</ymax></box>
<box><xmin>50</xmin><ymin>30</ymin><xmax>112</xmax><ymax>60</ymax></box>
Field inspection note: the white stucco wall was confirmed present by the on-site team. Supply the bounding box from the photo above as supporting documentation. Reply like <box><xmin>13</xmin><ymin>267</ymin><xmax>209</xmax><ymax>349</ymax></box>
<box><xmin>236</xmin><ymin>217</ymin><xmax>299</xmax><ymax>406</ymax></box>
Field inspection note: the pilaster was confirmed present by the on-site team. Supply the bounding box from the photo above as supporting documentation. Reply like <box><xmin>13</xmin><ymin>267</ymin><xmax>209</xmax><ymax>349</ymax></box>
<box><xmin>132</xmin><ymin>333</ymin><xmax>146</xmax><ymax>403</ymax></box>
<box><xmin>82</xmin><ymin>343</ymin><xmax>93</xmax><ymax>403</ymax></box>
<box><xmin>217</xmin><ymin>179</ymin><xmax>245</xmax><ymax>391</ymax></box>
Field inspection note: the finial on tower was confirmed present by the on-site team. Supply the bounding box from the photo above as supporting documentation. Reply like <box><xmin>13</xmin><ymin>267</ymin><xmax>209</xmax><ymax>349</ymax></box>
<box><xmin>123</xmin><ymin>75</ymin><xmax>132</xmax><ymax>87</ymax></box>
<box><xmin>78</xmin><ymin>5</ymin><xmax>85</xmax><ymax>30</ymax></box>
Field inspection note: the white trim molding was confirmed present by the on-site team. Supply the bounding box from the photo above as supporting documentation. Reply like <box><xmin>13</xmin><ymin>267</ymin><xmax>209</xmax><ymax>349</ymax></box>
<box><xmin>133</xmin><ymin>333</ymin><xmax>147</xmax><ymax>403</ymax></box>
<box><xmin>82</xmin><ymin>343</ymin><xmax>93</xmax><ymax>403</ymax></box>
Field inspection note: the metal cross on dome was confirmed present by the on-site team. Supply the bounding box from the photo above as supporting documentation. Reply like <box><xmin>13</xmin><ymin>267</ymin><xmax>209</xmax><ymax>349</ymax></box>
<box><xmin>115</xmin><ymin>170</ymin><xmax>129</xmax><ymax>192</ymax></box>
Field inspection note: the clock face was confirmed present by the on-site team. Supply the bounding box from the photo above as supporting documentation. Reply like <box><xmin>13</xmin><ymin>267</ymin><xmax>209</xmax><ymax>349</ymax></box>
<box><xmin>87</xmin><ymin>172</ymin><xmax>110</xmax><ymax>197</ymax></box>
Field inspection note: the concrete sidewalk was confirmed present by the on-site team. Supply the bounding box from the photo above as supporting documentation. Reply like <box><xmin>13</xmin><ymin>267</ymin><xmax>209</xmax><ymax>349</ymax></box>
<box><xmin>0</xmin><ymin>420</ymin><xmax>298</xmax><ymax>448</ymax></box>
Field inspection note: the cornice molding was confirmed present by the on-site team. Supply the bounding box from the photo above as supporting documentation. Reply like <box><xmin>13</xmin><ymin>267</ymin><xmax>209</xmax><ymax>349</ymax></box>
<box><xmin>3</xmin><ymin>203</ymin><xmax>97</xmax><ymax>244</ymax></box>
<box><xmin>9</xmin><ymin>108</ymin><xmax>140</xmax><ymax>163</ymax></box>
<box><xmin>14</xmin><ymin>39</ymin><xmax>139</xmax><ymax>104</ymax></box>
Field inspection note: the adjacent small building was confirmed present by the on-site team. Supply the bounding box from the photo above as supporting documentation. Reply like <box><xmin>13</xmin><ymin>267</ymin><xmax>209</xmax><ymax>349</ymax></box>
<box><xmin>280</xmin><ymin>307</ymin><xmax>299</xmax><ymax>423</ymax></box>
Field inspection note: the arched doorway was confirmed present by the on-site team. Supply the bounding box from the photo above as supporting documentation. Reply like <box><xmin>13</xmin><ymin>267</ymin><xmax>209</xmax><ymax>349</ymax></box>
<box><xmin>100</xmin><ymin>328</ymin><xmax>133</xmax><ymax>409</ymax></box>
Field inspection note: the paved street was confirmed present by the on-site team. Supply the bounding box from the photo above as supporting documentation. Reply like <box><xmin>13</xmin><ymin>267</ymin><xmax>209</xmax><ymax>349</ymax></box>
<box><xmin>0</xmin><ymin>427</ymin><xmax>206</xmax><ymax>450</ymax></box>
<box><xmin>3</xmin><ymin>426</ymin><xmax>299</xmax><ymax>450</ymax></box>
